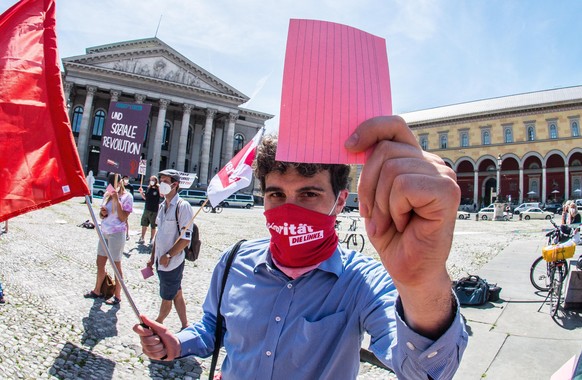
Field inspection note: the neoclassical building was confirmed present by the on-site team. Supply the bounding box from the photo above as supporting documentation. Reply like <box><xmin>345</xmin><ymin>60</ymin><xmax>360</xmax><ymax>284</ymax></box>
<box><xmin>401</xmin><ymin>86</ymin><xmax>582</xmax><ymax>208</ymax></box>
<box><xmin>62</xmin><ymin>37</ymin><xmax>273</xmax><ymax>187</ymax></box>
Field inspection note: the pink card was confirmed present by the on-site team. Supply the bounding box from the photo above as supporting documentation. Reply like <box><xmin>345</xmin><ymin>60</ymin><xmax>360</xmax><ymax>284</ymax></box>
<box><xmin>141</xmin><ymin>266</ymin><xmax>154</xmax><ymax>280</ymax></box>
<box><xmin>276</xmin><ymin>19</ymin><xmax>392</xmax><ymax>164</ymax></box>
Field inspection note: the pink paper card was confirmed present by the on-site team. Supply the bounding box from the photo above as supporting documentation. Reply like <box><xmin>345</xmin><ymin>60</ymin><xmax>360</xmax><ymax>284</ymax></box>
<box><xmin>276</xmin><ymin>19</ymin><xmax>392</xmax><ymax>164</ymax></box>
<box><xmin>141</xmin><ymin>266</ymin><xmax>154</xmax><ymax>280</ymax></box>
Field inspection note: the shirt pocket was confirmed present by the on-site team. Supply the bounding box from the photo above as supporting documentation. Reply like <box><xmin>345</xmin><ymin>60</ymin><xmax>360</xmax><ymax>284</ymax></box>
<box><xmin>290</xmin><ymin>310</ymin><xmax>347</xmax><ymax>368</ymax></box>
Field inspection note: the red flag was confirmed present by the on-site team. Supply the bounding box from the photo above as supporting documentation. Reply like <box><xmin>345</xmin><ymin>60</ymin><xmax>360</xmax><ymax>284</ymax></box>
<box><xmin>0</xmin><ymin>0</ymin><xmax>89</xmax><ymax>222</ymax></box>
<box><xmin>207</xmin><ymin>128</ymin><xmax>264</xmax><ymax>207</ymax></box>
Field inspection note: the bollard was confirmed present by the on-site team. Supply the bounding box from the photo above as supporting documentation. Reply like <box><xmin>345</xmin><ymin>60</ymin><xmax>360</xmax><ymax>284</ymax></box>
<box><xmin>519</xmin><ymin>213</ymin><xmax>522</xmax><ymax>221</ymax></box>
<box><xmin>475</xmin><ymin>213</ymin><xmax>479</xmax><ymax>221</ymax></box>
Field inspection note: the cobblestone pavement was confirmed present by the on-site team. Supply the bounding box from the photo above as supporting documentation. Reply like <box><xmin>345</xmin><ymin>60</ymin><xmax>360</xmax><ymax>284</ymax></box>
<box><xmin>0</xmin><ymin>198</ymin><xmax>551</xmax><ymax>379</ymax></box>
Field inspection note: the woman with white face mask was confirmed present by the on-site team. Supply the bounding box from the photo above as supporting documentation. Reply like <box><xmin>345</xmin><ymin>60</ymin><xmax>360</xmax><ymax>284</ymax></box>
<box><xmin>138</xmin><ymin>176</ymin><xmax>161</xmax><ymax>245</ymax></box>
<box><xmin>84</xmin><ymin>172</ymin><xmax>133</xmax><ymax>305</ymax></box>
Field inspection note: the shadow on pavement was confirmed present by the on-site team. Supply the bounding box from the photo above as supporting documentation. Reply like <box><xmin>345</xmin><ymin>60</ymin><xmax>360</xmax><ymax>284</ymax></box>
<box><xmin>49</xmin><ymin>342</ymin><xmax>115</xmax><ymax>379</ymax></box>
<box><xmin>81</xmin><ymin>299</ymin><xmax>119</xmax><ymax>349</ymax></box>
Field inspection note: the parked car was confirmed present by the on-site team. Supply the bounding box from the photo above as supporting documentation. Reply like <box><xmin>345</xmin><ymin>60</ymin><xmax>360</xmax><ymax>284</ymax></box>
<box><xmin>520</xmin><ymin>207</ymin><xmax>554</xmax><ymax>220</ymax></box>
<box><xmin>179</xmin><ymin>189</ymin><xmax>207</xmax><ymax>206</ymax></box>
<box><xmin>543</xmin><ymin>203</ymin><xmax>563</xmax><ymax>214</ymax></box>
<box><xmin>513</xmin><ymin>202</ymin><xmax>540</xmax><ymax>215</ymax></box>
<box><xmin>476</xmin><ymin>205</ymin><xmax>510</xmax><ymax>220</ymax></box>
<box><xmin>457</xmin><ymin>211</ymin><xmax>470</xmax><ymax>220</ymax></box>
<box><xmin>344</xmin><ymin>193</ymin><xmax>359</xmax><ymax>212</ymax></box>
<box><xmin>221</xmin><ymin>193</ymin><xmax>254</xmax><ymax>209</ymax></box>
<box><xmin>92</xmin><ymin>179</ymin><xmax>108</xmax><ymax>198</ymax></box>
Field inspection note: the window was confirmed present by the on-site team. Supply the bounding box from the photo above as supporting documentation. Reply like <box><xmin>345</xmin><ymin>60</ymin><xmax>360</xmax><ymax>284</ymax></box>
<box><xmin>549</xmin><ymin>123</ymin><xmax>558</xmax><ymax>139</ymax></box>
<box><xmin>420</xmin><ymin>136</ymin><xmax>428</xmax><ymax>150</ymax></box>
<box><xmin>482</xmin><ymin>130</ymin><xmax>491</xmax><ymax>145</ymax></box>
<box><xmin>460</xmin><ymin>132</ymin><xmax>469</xmax><ymax>147</ymax></box>
<box><xmin>504</xmin><ymin>127</ymin><xmax>513</xmax><ymax>143</ymax></box>
<box><xmin>439</xmin><ymin>134</ymin><xmax>447</xmax><ymax>149</ymax></box>
<box><xmin>143</xmin><ymin>120</ymin><xmax>150</xmax><ymax>147</ymax></box>
<box><xmin>71</xmin><ymin>106</ymin><xmax>83</xmax><ymax>135</ymax></box>
<box><xmin>526</xmin><ymin>125</ymin><xmax>535</xmax><ymax>141</ymax></box>
<box><xmin>91</xmin><ymin>109</ymin><xmax>106</xmax><ymax>138</ymax></box>
<box><xmin>234</xmin><ymin>133</ymin><xmax>245</xmax><ymax>155</ymax></box>
<box><xmin>162</xmin><ymin>121</ymin><xmax>171</xmax><ymax>150</ymax></box>
<box><xmin>571</xmin><ymin>120</ymin><xmax>580</xmax><ymax>137</ymax></box>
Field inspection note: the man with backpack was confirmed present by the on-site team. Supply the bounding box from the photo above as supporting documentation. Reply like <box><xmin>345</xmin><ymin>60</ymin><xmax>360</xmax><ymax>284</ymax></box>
<box><xmin>147</xmin><ymin>169</ymin><xmax>194</xmax><ymax>331</ymax></box>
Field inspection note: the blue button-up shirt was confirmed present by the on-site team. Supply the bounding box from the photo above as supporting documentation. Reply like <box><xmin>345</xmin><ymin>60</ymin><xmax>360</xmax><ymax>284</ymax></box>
<box><xmin>176</xmin><ymin>238</ymin><xmax>467</xmax><ymax>379</ymax></box>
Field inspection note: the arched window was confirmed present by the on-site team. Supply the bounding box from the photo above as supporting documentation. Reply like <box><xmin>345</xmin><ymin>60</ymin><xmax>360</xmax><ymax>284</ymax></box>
<box><xmin>461</xmin><ymin>132</ymin><xmax>469</xmax><ymax>147</ymax></box>
<box><xmin>549</xmin><ymin>123</ymin><xmax>558</xmax><ymax>139</ymax></box>
<box><xmin>504</xmin><ymin>128</ymin><xmax>513</xmax><ymax>143</ymax></box>
<box><xmin>71</xmin><ymin>106</ymin><xmax>83</xmax><ymax>134</ymax></box>
<box><xmin>91</xmin><ymin>109</ymin><xmax>106</xmax><ymax>138</ymax></box>
<box><xmin>234</xmin><ymin>133</ymin><xmax>245</xmax><ymax>155</ymax></box>
<box><xmin>439</xmin><ymin>135</ymin><xmax>447</xmax><ymax>149</ymax></box>
<box><xmin>420</xmin><ymin>137</ymin><xmax>428</xmax><ymax>150</ymax></box>
<box><xmin>572</xmin><ymin>121</ymin><xmax>580</xmax><ymax>137</ymax></box>
<box><xmin>162</xmin><ymin>121</ymin><xmax>171</xmax><ymax>151</ymax></box>
<box><xmin>527</xmin><ymin>126</ymin><xmax>535</xmax><ymax>141</ymax></box>
<box><xmin>483</xmin><ymin>131</ymin><xmax>491</xmax><ymax>145</ymax></box>
<box><xmin>186</xmin><ymin>126</ymin><xmax>193</xmax><ymax>154</ymax></box>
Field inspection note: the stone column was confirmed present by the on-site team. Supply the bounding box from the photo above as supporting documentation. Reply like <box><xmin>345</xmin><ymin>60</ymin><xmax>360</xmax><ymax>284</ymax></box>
<box><xmin>63</xmin><ymin>81</ymin><xmax>73</xmax><ymax>103</ymax></box>
<box><xmin>473</xmin><ymin>170</ymin><xmax>479</xmax><ymax>208</ymax></box>
<box><xmin>519</xmin><ymin>167</ymin><xmax>523</xmax><ymax>204</ymax></box>
<box><xmin>135</xmin><ymin>94</ymin><xmax>146</xmax><ymax>104</ymax></box>
<box><xmin>199</xmin><ymin>108</ymin><xmax>217</xmax><ymax>184</ymax></box>
<box><xmin>565</xmin><ymin>166</ymin><xmax>570</xmax><ymax>200</ymax></box>
<box><xmin>151</xmin><ymin>99</ymin><xmax>169</xmax><ymax>175</ymax></box>
<box><xmin>223</xmin><ymin>112</ymin><xmax>238</xmax><ymax>162</ymax></box>
<box><xmin>76</xmin><ymin>85</ymin><xmax>97</xmax><ymax>169</ymax></box>
<box><xmin>110</xmin><ymin>89</ymin><xmax>121</xmax><ymax>102</ymax></box>
<box><xmin>177</xmin><ymin>104</ymin><xmax>193</xmax><ymax>172</ymax></box>
<box><xmin>542</xmin><ymin>166</ymin><xmax>547</xmax><ymax>204</ymax></box>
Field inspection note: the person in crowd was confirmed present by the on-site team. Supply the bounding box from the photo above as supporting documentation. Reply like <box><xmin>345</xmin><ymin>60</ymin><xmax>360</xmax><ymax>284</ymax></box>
<box><xmin>138</xmin><ymin>175</ymin><xmax>162</xmax><ymax>245</ymax></box>
<box><xmin>133</xmin><ymin>116</ymin><xmax>467</xmax><ymax>379</ymax></box>
<box><xmin>568</xmin><ymin>201</ymin><xmax>581</xmax><ymax>224</ymax></box>
<box><xmin>85</xmin><ymin>170</ymin><xmax>95</xmax><ymax>204</ymax></box>
<box><xmin>146</xmin><ymin>169</ymin><xmax>193</xmax><ymax>331</ymax></box>
<box><xmin>84</xmin><ymin>172</ymin><xmax>133</xmax><ymax>305</ymax></box>
<box><xmin>561</xmin><ymin>201</ymin><xmax>571</xmax><ymax>225</ymax></box>
<box><xmin>0</xmin><ymin>279</ymin><xmax>5</xmax><ymax>304</ymax></box>
<box><xmin>122</xmin><ymin>175</ymin><xmax>135</xmax><ymax>241</ymax></box>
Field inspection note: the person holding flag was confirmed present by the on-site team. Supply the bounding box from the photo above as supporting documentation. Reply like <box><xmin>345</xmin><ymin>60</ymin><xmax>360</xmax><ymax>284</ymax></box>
<box><xmin>133</xmin><ymin>117</ymin><xmax>467</xmax><ymax>379</ymax></box>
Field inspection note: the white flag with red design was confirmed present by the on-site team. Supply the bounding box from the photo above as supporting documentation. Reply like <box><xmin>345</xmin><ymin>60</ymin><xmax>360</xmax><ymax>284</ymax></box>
<box><xmin>207</xmin><ymin>128</ymin><xmax>265</xmax><ymax>207</ymax></box>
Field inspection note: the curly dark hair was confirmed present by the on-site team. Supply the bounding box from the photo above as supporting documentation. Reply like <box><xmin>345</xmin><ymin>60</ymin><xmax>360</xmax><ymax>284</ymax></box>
<box><xmin>253</xmin><ymin>135</ymin><xmax>350</xmax><ymax>196</ymax></box>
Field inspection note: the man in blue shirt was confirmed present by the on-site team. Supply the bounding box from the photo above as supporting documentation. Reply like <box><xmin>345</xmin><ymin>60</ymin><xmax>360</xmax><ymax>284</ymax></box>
<box><xmin>134</xmin><ymin>116</ymin><xmax>468</xmax><ymax>379</ymax></box>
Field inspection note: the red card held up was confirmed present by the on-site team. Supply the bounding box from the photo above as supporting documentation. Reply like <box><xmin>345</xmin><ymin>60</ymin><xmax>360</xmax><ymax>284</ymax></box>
<box><xmin>277</xmin><ymin>19</ymin><xmax>392</xmax><ymax>164</ymax></box>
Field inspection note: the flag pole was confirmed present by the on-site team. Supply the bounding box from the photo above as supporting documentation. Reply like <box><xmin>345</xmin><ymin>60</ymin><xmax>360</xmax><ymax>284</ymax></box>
<box><xmin>85</xmin><ymin>195</ymin><xmax>143</xmax><ymax>323</ymax></box>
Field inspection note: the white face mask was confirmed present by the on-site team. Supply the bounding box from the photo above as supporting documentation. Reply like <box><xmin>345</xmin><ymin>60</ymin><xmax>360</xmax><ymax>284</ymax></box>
<box><xmin>150</xmin><ymin>181</ymin><xmax>156</xmax><ymax>186</ymax></box>
<box><xmin>123</xmin><ymin>179</ymin><xmax>129</xmax><ymax>185</ymax></box>
<box><xmin>159</xmin><ymin>182</ymin><xmax>172</xmax><ymax>195</ymax></box>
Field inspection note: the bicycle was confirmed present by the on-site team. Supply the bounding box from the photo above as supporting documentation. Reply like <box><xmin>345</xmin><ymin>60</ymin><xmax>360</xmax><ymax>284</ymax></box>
<box><xmin>203</xmin><ymin>203</ymin><xmax>223</xmax><ymax>214</ymax></box>
<box><xmin>335</xmin><ymin>216</ymin><xmax>365</xmax><ymax>252</ymax></box>
<box><xmin>529</xmin><ymin>218</ymin><xmax>576</xmax><ymax>317</ymax></box>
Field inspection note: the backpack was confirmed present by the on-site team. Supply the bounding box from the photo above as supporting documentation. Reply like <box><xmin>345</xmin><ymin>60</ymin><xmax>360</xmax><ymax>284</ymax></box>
<box><xmin>175</xmin><ymin>199</ymin><xmax>202</xmax><ymax>262</ymax></box>
<box><xmin>453</xmin><ymin>275</ymin><xmax>501</xmax><ymax>306</ymax></box>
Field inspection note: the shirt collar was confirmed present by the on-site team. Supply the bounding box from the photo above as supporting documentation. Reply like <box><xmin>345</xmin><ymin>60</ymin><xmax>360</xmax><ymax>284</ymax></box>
<box><xmin>255</xmin><ymin>244</ymin><xmax>344</xmax><ymax>278</ymax></box>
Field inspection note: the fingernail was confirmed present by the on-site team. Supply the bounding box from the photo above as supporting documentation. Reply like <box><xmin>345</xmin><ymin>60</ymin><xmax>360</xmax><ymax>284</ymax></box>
<box><xmin>345</xmin><ymin>132</ymin><xmax>359</xmax><ymax>148</ymax></box>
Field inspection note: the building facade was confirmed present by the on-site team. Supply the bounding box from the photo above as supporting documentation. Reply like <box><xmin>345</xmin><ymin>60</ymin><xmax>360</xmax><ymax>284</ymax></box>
<box><xmin>62</xmin><ymin>37</ymin><xmax>273</xmax><ymax>189</ymax></box>
<box><xmin>401</xmin><ymin>86</ymin><xmax>582</xmax><ymax>208</ymax></box>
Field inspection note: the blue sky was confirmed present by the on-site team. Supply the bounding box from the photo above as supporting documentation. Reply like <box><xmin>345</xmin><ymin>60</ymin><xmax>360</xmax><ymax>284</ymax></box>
<box><xmin>2</xmin><ymin>0</ymin><xmax>582</xmax><ymax>131</ymax></box>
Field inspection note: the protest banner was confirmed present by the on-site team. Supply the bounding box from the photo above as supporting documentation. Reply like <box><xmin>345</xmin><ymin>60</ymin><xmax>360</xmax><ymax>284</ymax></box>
<box><xmin>98</xmin><ymin>101</ymin><xmax>151</xmax><ymax>177</ymax></box>
<box><xmin>179</xmin><ymin>172</ymin><xmax>198</xmax><ymax>189</ymax></box>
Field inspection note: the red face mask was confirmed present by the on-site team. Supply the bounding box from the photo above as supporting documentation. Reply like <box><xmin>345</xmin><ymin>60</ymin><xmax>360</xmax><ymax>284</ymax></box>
<box><xmin>264</xmin><ymin>203</ymin><xmax>339</xmax><ymax>268</ymax></box>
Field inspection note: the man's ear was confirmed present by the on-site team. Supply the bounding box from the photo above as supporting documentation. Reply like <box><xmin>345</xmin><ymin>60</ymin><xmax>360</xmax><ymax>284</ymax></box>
<box><xmin>335</xmin><ymin>189</ymin><xmax>349</xmax><ymax>214</ymax></box>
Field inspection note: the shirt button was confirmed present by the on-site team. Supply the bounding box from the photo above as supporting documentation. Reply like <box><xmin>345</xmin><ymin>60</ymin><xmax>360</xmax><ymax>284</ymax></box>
<box><xmin>427</xmin><ymin>351</ymin><xmax>438</xmax><ymax>358</ymax></box>
<box><xmin>266</xmin><ymin>351</ymin><xmax>272</xmax><ymax>356</ymax></box>
<box><xmin>406</xmin><ymin>342</ymin><xmax>415</xmax><ymax>351</ymax></box>
<box><xmin>287</xmin><ymin>283</ymin><xmax>292</xmax><ymax>289</ymax></box>
<box><xmin>275</xmin><ymin>316</ymin><xmax>281</xmax><ymax>322</ymax></box>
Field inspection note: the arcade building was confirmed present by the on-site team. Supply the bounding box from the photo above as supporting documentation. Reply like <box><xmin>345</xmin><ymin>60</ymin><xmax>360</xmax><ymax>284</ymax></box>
<box><xmin>401</xmin><ymin>86</ymin><xmax>582</xmax><ymax>208</ymax></box>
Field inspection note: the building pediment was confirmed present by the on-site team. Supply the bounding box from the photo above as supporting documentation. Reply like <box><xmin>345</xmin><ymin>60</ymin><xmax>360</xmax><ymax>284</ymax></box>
<box><xmin>63</xmin><ymin>37</ymin><xmax>249</xmax><ymax>102</ymax></box>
